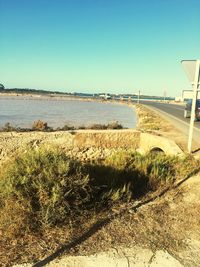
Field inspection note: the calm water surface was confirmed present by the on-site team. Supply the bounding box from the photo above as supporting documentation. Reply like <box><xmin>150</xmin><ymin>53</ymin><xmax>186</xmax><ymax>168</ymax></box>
<box><xmin>0</xmin><ymin>96</ymin><xmax>137</xmax><ymax>128</ymax></box>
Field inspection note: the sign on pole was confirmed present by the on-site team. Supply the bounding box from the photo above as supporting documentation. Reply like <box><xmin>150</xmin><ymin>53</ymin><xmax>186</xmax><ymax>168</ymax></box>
<box><xmin>181</xmin><ymin>60</ymin><xmax>200</xmax><ymax>153</ymax></box>
<box><xmin>181</xmin><ymin>60</ymin><xmax>200</xmax><ymax>84</ymax></box>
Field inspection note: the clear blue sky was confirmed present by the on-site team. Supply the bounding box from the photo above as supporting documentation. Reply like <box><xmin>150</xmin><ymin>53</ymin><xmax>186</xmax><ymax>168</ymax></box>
<box><xmin>0</xmin><ymin>0</ymin><xmax>199</xmax><ymax>96</ymax></box>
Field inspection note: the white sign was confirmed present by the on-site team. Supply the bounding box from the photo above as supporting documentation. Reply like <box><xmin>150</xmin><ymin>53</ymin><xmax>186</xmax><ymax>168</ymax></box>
<box><xmin>181</xmin><ymin>60</ymin><xmax>200</xmax><ymax>85</ymax></box>
<box><xmin>182</xmin><ymin>90</ymin><xmax>200</xmax><ymax>100</ymax></box>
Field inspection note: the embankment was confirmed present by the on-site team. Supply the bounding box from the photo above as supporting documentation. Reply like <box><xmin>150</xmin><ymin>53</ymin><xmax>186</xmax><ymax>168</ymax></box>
<box><xmin>0</xmin><ymin>129</ymin><xmax>183</xmax><ymax>167</ymax></box>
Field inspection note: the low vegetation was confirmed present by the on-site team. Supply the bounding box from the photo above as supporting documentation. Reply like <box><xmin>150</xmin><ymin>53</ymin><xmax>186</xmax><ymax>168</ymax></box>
<box><xmin>0</xmin><ymin>122</ymin><xmax>17</xmax><ymax>132</ymax></box>
<box><xmin>89</xmin><ymin>121</ymin><xmax>123</xmax><ymax>130</ymax></box>
<box><xmin>0</xmin><ymin>120</ymin><xmax>124</xmax><ymax>132</ymax></box>
<box><xmin>0</xmin><ymin>147</ymin><xmax>198</xmax><ymax>236</ymax></box>
<box><xmin>32</xmin><ymin>120</ymin><xmax>52</xmax><ymax>131</ymax></box>
<box><xmin>136</xmin><ymin>104</ymin><xmax>171</xmax><ymax>132</ymax></box>
<box><xmin>0</xmin><ymin>146</ymin><xmax>199</xmax><ymax>265</ymax></box>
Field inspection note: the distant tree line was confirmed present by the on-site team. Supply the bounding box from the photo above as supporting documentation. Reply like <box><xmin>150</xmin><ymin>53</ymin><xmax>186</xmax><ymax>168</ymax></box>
<box><xmin>0</xmin><ymin>87</ymin><xmax>71</xmax><ymax>95</ymax></box>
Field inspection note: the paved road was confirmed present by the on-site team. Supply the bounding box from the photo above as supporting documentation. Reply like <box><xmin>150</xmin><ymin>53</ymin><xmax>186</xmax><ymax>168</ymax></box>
<box><xmin>140</xmin><ymin>100</ymin><xmax>200</xmax><ymax>129</ymax></box>
<box><xmin>138</xmin><ymin>100</ymin><xmax>200</xmax><ymax>147</ymax></box>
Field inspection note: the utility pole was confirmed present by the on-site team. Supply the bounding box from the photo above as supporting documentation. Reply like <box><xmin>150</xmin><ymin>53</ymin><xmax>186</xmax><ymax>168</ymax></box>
<box><xmin>137</xmin><ymin>90</ymin><xmax>140</xmax><ymax>104</ymax></box>
<box><xmin>163</xmin><ymin>90</ymin><xmax>167</xmax><ymax>102</ymax></box>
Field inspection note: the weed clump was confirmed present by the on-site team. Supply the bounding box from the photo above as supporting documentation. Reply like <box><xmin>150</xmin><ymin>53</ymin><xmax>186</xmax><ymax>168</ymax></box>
<box><xmin>0</xmin><ymin>148</ymin><xmax>94</xmax><ymax>235</ymax></box>
<box><xmin>57</xmin><ymin>125</ymin><xmax>75</xmax><ymax>131</ymax></box>
<box><xmin>88</xmin><ymin>121</ymin><xmax>123</xmax><ymax>130</ymax></box>
<box><xmin>89</xmin><ymin>124</ymin><xmax>107</xmax><ymax>130</ymax></box>
<box><xmin>0</xmin><ymin>122</ymin><xmax>17</xmax><ymax>132</ymax></box>
<box><xmin>0</xmin><ymin>121</ymin><xmax>124</xmax><ymax>132</ymax></box>
<box><xmin>32</xmin><ymin>120</ymin><xmax>52</xmax><ymax>131</ymax></box>
<box><xmin>0</xmin><ymin>148</ymin><xmax>136</xmax><ymax>237</ymax></box>
<box><xmin>107</xmin><ymin>121</ymin><xmax>123</xmax><ymax>129</ymax></box>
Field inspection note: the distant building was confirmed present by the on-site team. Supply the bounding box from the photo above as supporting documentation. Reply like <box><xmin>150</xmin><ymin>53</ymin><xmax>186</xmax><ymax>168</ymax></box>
<box><xmin>175</xmin><ymin>96</ymin><xmax>183</xmax><ymax>102</ymax></box>
<box><xmin>99</xmin><ymin>94</ymin><xmax>111</xmax><ymax>100</ymax></box>
<box><xmin>0</xmin><ymin>84</ymin><xmax>5</xmax><ymax>90</ymax></box>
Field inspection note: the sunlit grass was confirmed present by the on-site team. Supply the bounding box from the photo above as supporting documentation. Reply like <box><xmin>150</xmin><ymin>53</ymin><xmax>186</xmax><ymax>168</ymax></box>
<box><xmin>0</xmin><ymin>146</ymin><xmax>199</xmax><ymax>239</ymax></box>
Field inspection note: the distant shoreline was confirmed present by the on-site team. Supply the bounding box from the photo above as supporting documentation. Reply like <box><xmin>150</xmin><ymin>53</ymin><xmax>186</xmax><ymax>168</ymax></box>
<box><xmin>0</xmin><ymin>92</ymin><xmax>121</xmax><ymax>104</ymax></box>
<box><xmin>0</xmin><ymin>91</ymin><xmax>138</xmax><ymax>109</ymax></box>
<box><xmin>0</xmin><ymin>92</ymin><xmax>98</xmax><ymax>101</ymax></box>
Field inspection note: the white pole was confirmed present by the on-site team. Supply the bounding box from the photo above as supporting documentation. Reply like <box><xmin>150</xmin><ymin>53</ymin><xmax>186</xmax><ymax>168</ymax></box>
<box><xmin>188</xmin><ymin>60</ymin><xmax>200</xmax><ymax>153</ymax></box>
<box><xmin>164</xmin><ymin>90</ymin><xmax>166</xmax><ymax>102</ymax></box>
<box><xmin>137</xmin><ymin>90</ymin><xmax>140</xmax><ymax>104</ymax></box>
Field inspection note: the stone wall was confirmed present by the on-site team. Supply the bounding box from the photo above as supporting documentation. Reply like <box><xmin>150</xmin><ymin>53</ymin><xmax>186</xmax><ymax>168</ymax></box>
<box><xmin>0</xmin><ymin>129</ymin><xmax>183</xmax><ymax>166</ymax></box>
<box><xmin>73</xmin><ymin>129</ymin><xmax>140</xmax><ymax>149</ymax></box>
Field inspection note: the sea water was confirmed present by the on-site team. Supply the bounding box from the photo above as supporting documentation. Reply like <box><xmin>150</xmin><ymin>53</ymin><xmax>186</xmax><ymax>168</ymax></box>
<box><xmin>0</xmin><ymin>95</ymin><xmax>137</xmax><ymax>129</ymax></box>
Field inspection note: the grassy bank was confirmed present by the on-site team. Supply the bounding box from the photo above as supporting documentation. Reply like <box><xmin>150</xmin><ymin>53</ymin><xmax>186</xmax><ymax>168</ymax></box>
<box><xmin>0</xmin><ymin>146</ymin><xmax>199</xmax><ymax>265</ymax></box>
<box><xmin>135</xmin><ymin>104</ymin><xmax>172</xmax><ymax>132</ymax></box>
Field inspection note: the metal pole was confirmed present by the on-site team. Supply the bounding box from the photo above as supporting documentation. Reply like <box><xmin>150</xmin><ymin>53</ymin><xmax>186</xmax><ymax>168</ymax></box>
<box><xmin>188</xmin><ymin>60</ymin><xmax>200</xmax><ymax>153</ymax></box>
<box><xmin>137</xmin><ymin>90</ymin><xmax>140</xmax><ymax>104</ymax></box>
<box><xmin>163</xmin><ymin>90</ymin><xmax>166</xmax><ymax>102</ymax></box>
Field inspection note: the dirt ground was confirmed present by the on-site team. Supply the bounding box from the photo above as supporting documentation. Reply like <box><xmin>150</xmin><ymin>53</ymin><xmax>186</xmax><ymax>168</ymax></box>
<box><xmin>49</xmin><ymin>172</ymin><xmax>200</xmax><ymax>267</ymax></box>
<box><xmin>12</xmin><ymin>172</ymin><xmax>200</xmax><ymax>267</ymax></box>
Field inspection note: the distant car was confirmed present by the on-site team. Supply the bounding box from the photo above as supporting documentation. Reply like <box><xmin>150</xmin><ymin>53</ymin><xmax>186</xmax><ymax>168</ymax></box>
<box><xmin>184</xmin><ymin>99</ymin><xmax>200</xmax><ymax>120</ymax></box>
<box><xmin>99</xmin><ymin>94</ymin><xmax>111</xmax><ymax>100</ymax></box>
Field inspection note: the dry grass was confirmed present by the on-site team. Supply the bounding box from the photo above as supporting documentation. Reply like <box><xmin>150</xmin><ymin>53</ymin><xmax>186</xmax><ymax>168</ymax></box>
<box><xmin>0</xmin><ymin>146</ymin><xmax>199</xmax><ymax>266</ymax></box>
<box><xmin>135</xmin><ymin>104</ymin><xmax>172</xmax><ymax>132</ymax></box>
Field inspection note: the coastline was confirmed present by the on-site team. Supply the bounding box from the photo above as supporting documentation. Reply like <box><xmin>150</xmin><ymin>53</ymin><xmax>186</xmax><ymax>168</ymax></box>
<box><xmin>0</xmin><ymin>93</ymin><xmax>138</xmax><ymax>129</ymax></box>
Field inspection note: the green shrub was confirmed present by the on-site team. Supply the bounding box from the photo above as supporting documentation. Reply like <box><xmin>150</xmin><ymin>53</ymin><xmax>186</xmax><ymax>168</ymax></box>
<box><xmin>88</xmin><ymin>121</ymin><xmax>123</xmax><ymax>130</ymax></box>
<box><xmin>0</xmin><ymin>147</ymin><xmax>94</xmax><ymax>234</ymax></box>
<box><xmin>62</xmin><ymin>125</ymin><xmax>75</xmax><ymax>130</ymax></box>
<box><xmin>89</xmin><ymin>123</ymin><xmax>107</xmax><ymax>130</ymax></box>
<box><xmin>57</xmin><ymin>125</ymin><xmax>75</xmax><ymax>131</ymax></box>
<box><xmin>0</xmin><ymin>147</ymin><xmax>198</xmax><ymax>238</ymax></box>
<box><xmin>104</xmin><ymin>151</ymin><xmax>193</xmax><ymax>189</ymax></box>
<box><xmin>107</xmin><ymin>121</ymin><xmax>123</xmax><ymax>129</ymax></box>
<box><xmin>0</xmin><ymin>147</ymin><xmax>137</xmax><ymax>237</ymax></box>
